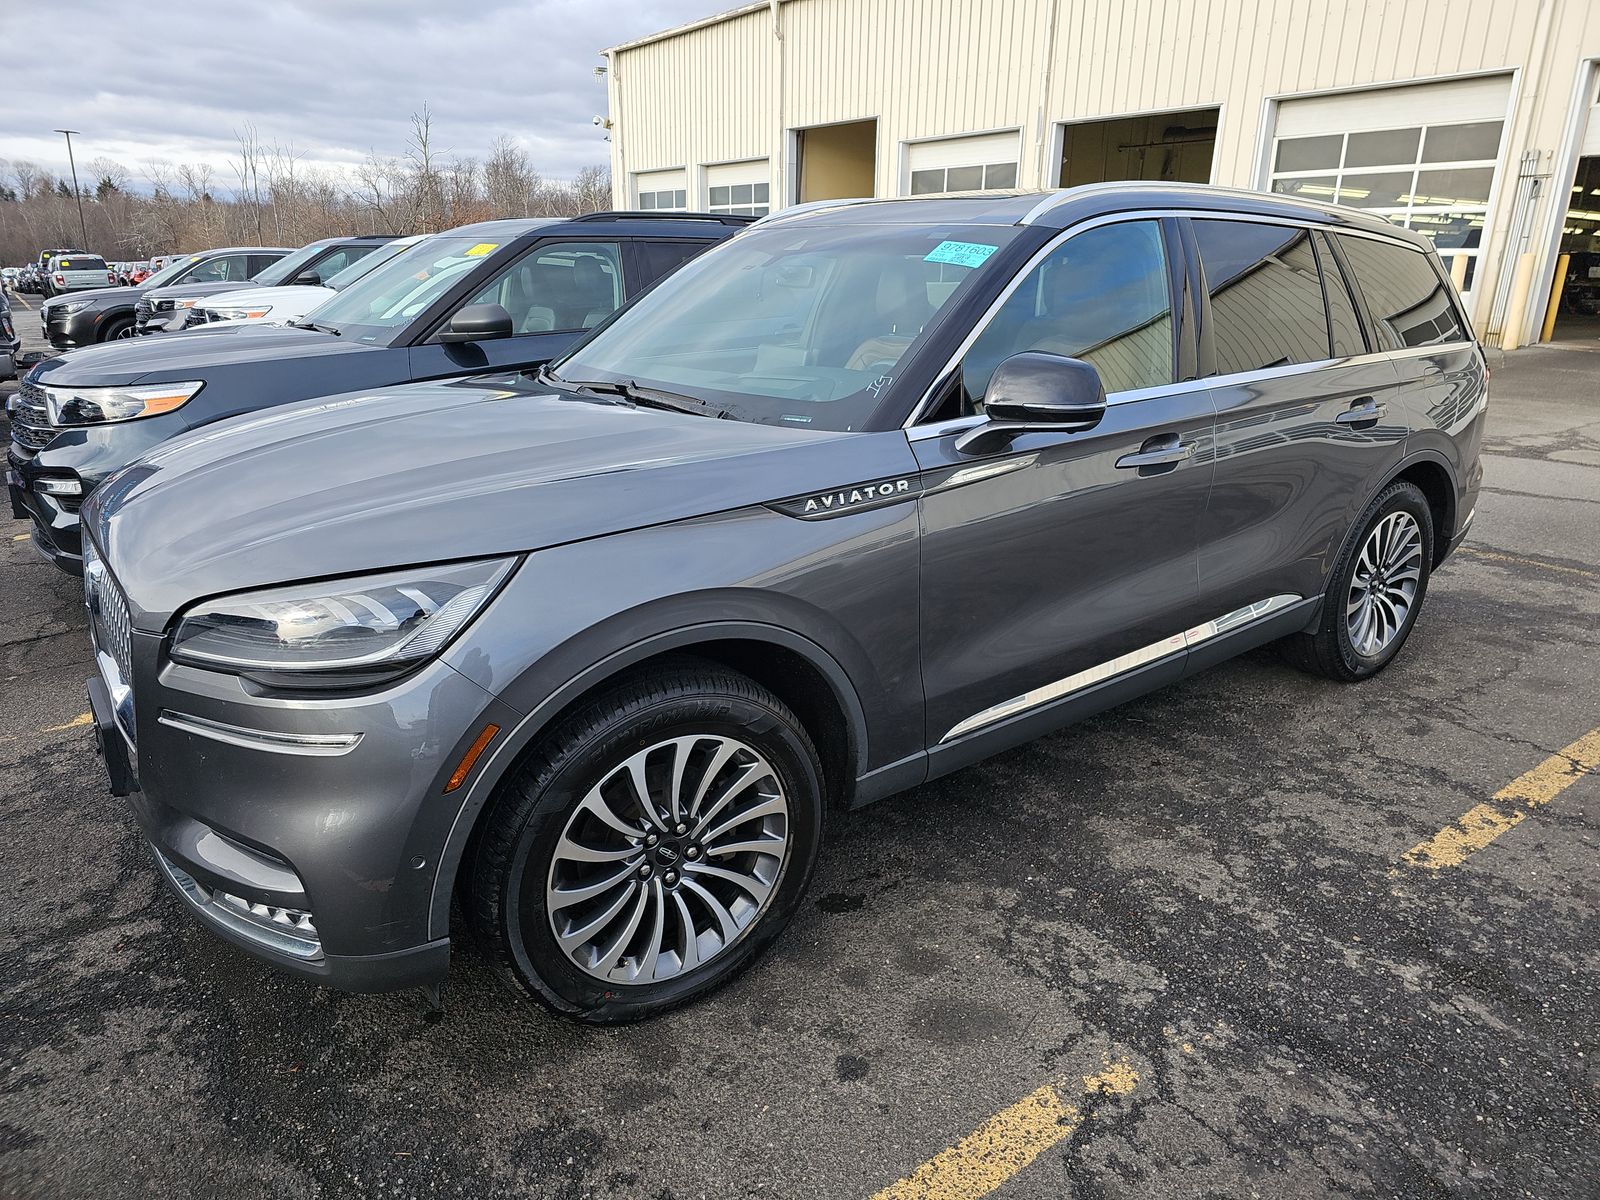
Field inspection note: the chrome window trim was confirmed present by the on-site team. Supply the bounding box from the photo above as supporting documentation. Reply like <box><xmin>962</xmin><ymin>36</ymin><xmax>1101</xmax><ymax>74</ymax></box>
<box><xmin>906</xmin><ymin>206</ymin><xmax>1474</xmax><ymax>431</ymax></box>
<box><xmin>940</xmin><ymin>594</ymin><xmax>1303</xmax><ymax>743</ymax></box>
<box><xmin>157</xmin><ymin>710</ymin><xmax>363</xmax><ymax>756</ymax></box>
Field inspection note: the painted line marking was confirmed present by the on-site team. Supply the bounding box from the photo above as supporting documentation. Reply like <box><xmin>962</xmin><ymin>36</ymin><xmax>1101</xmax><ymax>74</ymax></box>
<box><xmin>1454</xmin><ymin>546</ymin><xmax>1598</xmax><ymax>581</ymax></box>
<box><xmin>869</xmin><ymin>1060</ymin><xmax>1138</xmax><ymax>1200</ymax></box>
<box><xmin>1402</xmin><ymin>726</ymin><xmax>1600</xmax><ymax>869</ymax></box>
<box><xmin>11</xmin><ymin>533</ymin><xmax>28</xmax><ymax>541</ymax></box>
<box><xmin>0</xmin><ymin>712</ymin><xmax>93</xmax><ymax>746</ymax></box>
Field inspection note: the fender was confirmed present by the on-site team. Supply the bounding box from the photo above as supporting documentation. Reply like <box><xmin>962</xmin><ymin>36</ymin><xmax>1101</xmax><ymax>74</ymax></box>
<box><xmin>425</xmin><ymin>620</ymin><xmax>873</xmax><ymax>940</ymax></box>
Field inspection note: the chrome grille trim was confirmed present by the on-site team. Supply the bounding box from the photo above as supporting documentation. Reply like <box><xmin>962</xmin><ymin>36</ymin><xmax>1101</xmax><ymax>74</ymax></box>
<box><xmin>84</xmin><ymin>543</ymin><xmax>137</xmax><ymax>749</ymax></box>
<box><xmin>155</xmin><ymin>851</ymin><xmax>323</xmax><ymax>960</ymax></box>
<box><xmin>10</xmin><ymin>378</ymin><xmax>54</xmax><ymax>451</ymax></box>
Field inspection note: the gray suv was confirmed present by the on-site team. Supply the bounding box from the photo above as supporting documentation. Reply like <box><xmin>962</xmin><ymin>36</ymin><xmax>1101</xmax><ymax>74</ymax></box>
<box><xmin>82</xmin><ymin>184</ymin><xmax>1485</xmax><ymax>1022</ymax></box>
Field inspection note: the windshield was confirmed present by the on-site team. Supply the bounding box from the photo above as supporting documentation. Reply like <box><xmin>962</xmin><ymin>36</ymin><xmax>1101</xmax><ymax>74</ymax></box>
<box><xmin>322</xmin><ymin>237</ymin><xmax>422</xmax><ymax>291</ymax></box>
<box><xmin>552</xmin><ymin>222</ymin><xmax>1017</xmax><ymax>431</ymax></box>
<box><xmin>252</xmin><ymin>243</ymin><xmax>326</xmax><ymax>287</ymax></box>
<box><xmin>307</xmin><ymin>235</ymin><xmax>492</xmax><ymax>342</ymax></box>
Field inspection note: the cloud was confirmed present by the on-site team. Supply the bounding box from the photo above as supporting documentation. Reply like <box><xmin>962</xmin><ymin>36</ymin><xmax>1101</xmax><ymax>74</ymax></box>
<box><xmin>0</xmin><ymin>0</ymin><xmax>722</xmax><ymax>188</ymax></box>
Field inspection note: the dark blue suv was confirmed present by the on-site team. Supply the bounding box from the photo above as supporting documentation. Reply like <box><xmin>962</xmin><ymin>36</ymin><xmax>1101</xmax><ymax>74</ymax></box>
<box><xmin>9</xmin><ymin>212</ymin><xmax>751</xmax><ymax>572</ymax></box>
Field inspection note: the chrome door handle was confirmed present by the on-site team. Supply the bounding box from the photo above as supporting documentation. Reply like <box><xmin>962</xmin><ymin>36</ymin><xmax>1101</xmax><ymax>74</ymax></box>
<box><xmin>1115</xmin><ymin>442</ymin><xmax>1194</xmax><ymax>470</ymax></box>
<box><xmin>1335</xmin><ymin>398</ymin><xmax>1387</xmax><ymax>425</ymax></box>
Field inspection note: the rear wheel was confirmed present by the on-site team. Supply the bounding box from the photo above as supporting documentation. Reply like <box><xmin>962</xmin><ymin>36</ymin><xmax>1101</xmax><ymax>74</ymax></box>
<box><xmin>1280</xmin><ymin>480</ymin><xmax>1434</xmax><ymax>681</ymax></box>
<box><xmin>466</xmin><ymin>660</ymin><xmax>824</xmax><ymax>1023</ymax></box>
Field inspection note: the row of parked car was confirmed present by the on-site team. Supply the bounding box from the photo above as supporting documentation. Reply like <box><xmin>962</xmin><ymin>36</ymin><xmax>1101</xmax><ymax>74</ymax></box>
<box><xmin>3</xmin><ymin>186</ymin><xmax>1486</xmax><ymax>1025</ymax></box>
<box><xmin>4</xmin><ymin>251</ymin><xmax>165</xmax><ymax>299</ymax></box>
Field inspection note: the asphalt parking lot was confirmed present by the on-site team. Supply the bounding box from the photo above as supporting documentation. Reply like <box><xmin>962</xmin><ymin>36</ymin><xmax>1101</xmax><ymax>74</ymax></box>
<box><xmin>1</xmin><ymin>319</ymin><xmax>1596</xmax><ymax>1199</ymax></box>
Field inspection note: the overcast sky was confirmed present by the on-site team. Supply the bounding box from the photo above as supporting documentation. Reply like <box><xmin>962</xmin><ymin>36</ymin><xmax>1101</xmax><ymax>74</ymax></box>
<box><xmin>0</xmin><ymin>0</ymin><xmax>725</xmax><ymax>189</ymax></box>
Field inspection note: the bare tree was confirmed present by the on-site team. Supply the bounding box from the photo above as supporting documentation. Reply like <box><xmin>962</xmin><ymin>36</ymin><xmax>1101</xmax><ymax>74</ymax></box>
<box><xmin>485</xmin><ymin>136</ymin><xmax>541</xmax><ymax>218</ymax></box>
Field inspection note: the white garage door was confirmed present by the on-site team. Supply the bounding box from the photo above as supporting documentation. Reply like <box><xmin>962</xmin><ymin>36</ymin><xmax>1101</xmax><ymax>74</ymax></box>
<box><xmin>1269</xmin><ymin>75</ymin><xmax>1512</xmax><ymax>297</ymax></box>
<box><xmin>906</xmin><ymin>130</ymin><xmax>1021</xmax><ymax>195</ymax></box>
<box><xmin>705</xmin><ymin>160</ymin><xmax>770</xmax><ymax>217</ymax></box>
<box><xmin>635</xmin><ymin>169</ymin><xmax>687</xmax><ymax>212</ymax></box>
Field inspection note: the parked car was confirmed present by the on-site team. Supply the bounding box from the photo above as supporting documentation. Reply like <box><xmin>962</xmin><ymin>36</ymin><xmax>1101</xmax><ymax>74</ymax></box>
<box><xmin>12</xmin><ymin>213</ymin><xmax>750</xmax><ymax>572</ymax></box>
<box><xmin>17</xmin><ymin>265</ymin><xmax>43</xmax><ymax>294</ymax></box>
<box><xmin>39</xmin><ymin>246</ymin><xmax>292</xmax><ymax>351</ymax></box>
<box><xmin>75</xmin><ymin>185</ymin><xmax>1484</xmax><ymax>1018</ymax></box>
<box><xmin>184</xmin><ymin>235</ymin><xmax>427</xmax><ymax>330</ymax></box>
<box><xmin>0</xmin><ymin>291</ymin><xmax>18</xmax><ymax>381</ymax></box>
<box><xmin>2</xmin><ymin>266</ymin><xmax>18</xmax><ymax>291</ymax></box>
<box><xmin>133</xmin><ymin>245</ymin><xmax>300</xmax><ymax>334</ymax></box>
<box><xmin>128</xmin><ymin>261</ymin><xmax>153</xmax><ymax>285</ymax></box>
<box><xmin>37</xmin><ymin>249</ymin><xmax>88</xmax><ymax>297</ymax></box>
<box><xmin>43</xmin><ymin>253</ymin><xmax>117</xmax><ymax>297</ymax></box>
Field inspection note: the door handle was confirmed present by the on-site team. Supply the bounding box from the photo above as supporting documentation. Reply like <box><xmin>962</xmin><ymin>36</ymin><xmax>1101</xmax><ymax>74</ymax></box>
<box><xmin>1335</xmin><ymin>397</ymin><xmax>1387</xmax><ymax>426</ymax></box>
<box><xmin>1115</xmin><ymin>437</ymin><xmax>1194</xmax><ymax>472</ymax></box>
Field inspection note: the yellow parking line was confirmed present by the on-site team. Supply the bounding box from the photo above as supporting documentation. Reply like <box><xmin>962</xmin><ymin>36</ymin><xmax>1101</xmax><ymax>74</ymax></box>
<box><xmin>1454</xmin><ymin>546</ymin><xmax>1598</xmax><ymax>581</ymax></box>
<box><xmin>870</xmin><ymin>1061</ymin><xmax>1138</xmax><ymax>1200</ymax></box>
<box><xmin>42</xmin><ymin>712</ymin><xmax>93</xmax><ymax>733</ymax></box>
<box><xmin>11</xmin><ymin>533</ymin><xmax>28</xmax><ymax>541</ymax></box>
<box><xmin>1402</xmin><ymin>726</ymin><xmax>1600</xmax><ymax>869</ymax></box>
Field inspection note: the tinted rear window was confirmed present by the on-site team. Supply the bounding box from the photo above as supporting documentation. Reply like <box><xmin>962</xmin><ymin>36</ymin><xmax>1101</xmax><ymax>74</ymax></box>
<box><xmin>1333</xmin><ymin>234</ymin><xmax>1468</xmax><ymax>350</ymax></box>
<box><xmin>56</xmin><ymin>256</ymin><xmax>107</xmax><ymax>271</ymax></box>
<box><xmin>1193</xmin><ymin>220</ymin><xmax>1330</xmax><ymax>375</ymax></box>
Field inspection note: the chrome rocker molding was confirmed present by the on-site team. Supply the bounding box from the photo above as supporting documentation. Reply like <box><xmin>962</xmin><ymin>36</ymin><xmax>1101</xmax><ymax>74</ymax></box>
<box><xmin>158</xmin><ymin>710</ymin><xmax>363</xmax><ymax>756</ymax></box>
<box><xmin>941</xmin><ymin>594</ymin><xmax>1303</xmax><ymax>743</ymax></box>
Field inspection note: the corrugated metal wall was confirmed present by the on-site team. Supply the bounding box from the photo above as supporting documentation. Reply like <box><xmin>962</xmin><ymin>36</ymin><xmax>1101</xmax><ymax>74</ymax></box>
<box><xmin>609</xmin><ymin>0</ymin><xmax>1600</xmax><ymax>340</ymax></box>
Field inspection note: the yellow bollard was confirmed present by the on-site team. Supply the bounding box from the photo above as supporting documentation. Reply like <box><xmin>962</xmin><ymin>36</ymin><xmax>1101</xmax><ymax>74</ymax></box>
<box><xmin>1540</xmin><ymin>252</ymin><xmax>1569</xmax><ymax>343</ymax></box>
<box><xmin>1450</xmin><ymin>252</ymin><xmax>1470</xmax><ymax>291</ymax></box>
<box><xmin>1502</xmin><ymin>252</ymin><xmax>1537</xmax><ymax>351</ymax></box>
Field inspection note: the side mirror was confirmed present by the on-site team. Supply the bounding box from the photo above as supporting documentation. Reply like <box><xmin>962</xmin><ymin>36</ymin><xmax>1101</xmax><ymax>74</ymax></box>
<box><xmin>439</xmin><ymin>303</ymin><xmax>514</xmax><ymax>345</ymax></box>
<box><xmin>292</xmin><ymin>270</ymin><xmax>322</xmax><ymax>286</ymax></box>
<box><xmin>955</xmin><ymin>352</ymin><xmax>1108</xmax><ymax>455</ymax></box>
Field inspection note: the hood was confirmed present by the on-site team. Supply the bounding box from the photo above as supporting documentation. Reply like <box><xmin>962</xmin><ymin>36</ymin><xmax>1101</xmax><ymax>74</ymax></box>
<box><xmin>41</xmin><ymin>285</ymin><xmax>133</xmax><ymax>310</ymax></box>
<box><xmin>194</xmin><ymin>284</ymin><xmax>334</xmax><ymax>315</ymax></box>
<box><xmin>32</xmin><ymin>324</ymin><xmax>363</xmax><ymax>385</ymax></box>
<box><xmin>88</xmin><ymin>374</ymin><xmax>912</xmax><ymax>623</ymax></box>
<box><xmin>143</xmin><ymin>281</ymin><xmax>257</xmax><ymax>303</ymax></box>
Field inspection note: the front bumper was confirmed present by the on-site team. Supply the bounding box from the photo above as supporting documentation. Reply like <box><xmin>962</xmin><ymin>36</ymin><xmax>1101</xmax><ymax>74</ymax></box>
<box><xmin>110</xmin><ymin>620</ymin><xmax>521</xmax><ymax>993</ymax></box>
<box><xmin>135</xmin><ymin>307</ymin><xmax>189</xmax><ymax>335</ymax></box>
<box><xmin>7</xmin><ymin>456</ymin><xmax>84</xmax><ymax>572</ymax></box>
<box><xmin>43</xmin><ymin>306</ymin><xmax>105</xmax><ymax>349</ymax></box>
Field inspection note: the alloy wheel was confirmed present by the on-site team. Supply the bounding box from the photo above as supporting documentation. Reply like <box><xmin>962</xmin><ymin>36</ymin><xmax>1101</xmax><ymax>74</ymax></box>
<box><xmin>545</xmin><ymin>734</ymin><xmax>790</xmax><ymax>986</ymax></box>
<box><xmin>1346</xmin><ymin>510</ymin><xmax>1423</xmax><ymax>656</ymax></box>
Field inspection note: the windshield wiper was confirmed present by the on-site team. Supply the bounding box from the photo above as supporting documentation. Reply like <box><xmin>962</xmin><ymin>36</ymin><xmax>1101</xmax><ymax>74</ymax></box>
<box><xmin>558</xmin><ymin>376</ymin><xmax>731</xmax><ymax>419</ymax></box>
<box><xmin>294</xmin><ymin>319</ymin><xmax>341</xmax><ymax>336</ymax></box>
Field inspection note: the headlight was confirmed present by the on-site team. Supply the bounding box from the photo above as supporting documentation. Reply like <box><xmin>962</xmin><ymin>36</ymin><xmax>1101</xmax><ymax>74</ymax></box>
<box><xmin>169</xmin><ymin>557</ymin><xmax>517</xmax><ymax>683</ymax></box>
<box><xmin>54</xmin><ymin>300</ymin><xmax>91</xmax><ymax>315</ymax></box>
<box><xmin>43</xmin><ymin>381</ymin><xmax>203</xmax><ymax>425</ymax></box>
<box><xmin>209</xmin><ymin>306</ymin><xmax>271</xmax><ymax>321</ymax></box>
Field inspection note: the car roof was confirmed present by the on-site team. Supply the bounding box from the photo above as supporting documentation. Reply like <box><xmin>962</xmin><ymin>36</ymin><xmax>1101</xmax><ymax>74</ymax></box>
<box><xmin>760</xmin><ymin>183</ymin><xmax>1431</xmax><ymax>249</ymax></box>
<box><xmin>187</xmin><ymin>245</ymin><xmax>297</xmax><ymax>258</ymax></box>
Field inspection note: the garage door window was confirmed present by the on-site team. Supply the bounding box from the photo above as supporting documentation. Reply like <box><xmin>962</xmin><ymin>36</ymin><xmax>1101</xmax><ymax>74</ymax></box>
<box><xmin>638</xmin><ymin>189</ymin><xmax>687</xmax><ymax>212</ymax></box>
<box><xmin>1270</xmin><ymin>119</ymin><xmax>1502</xmax><ymax>292</ymax></box>
<box><xmin>910</xmin><ymin>161</ymin><xmax>1018</xmax><ymax>195</ymax></box>
<box><xmin>708</xmin><ymin>182</ymin><xmax>769</xmax><ymax>217</ymax></box>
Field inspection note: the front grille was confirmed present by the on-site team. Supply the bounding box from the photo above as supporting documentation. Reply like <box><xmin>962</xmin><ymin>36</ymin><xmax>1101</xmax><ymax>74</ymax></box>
<box><xmin>86</xmin><ymin>551</ymin><xmax>134</xmax><ymax>691</ymax></box>
<box><xmin>134</xmin><ymin>298</ymin><xmax>153</xmax><ymax>320</ymax></box>
<box><xmin>10</xmin><ymin>378</ymin><xmax>55</xmax><ymax>451</ymax></box>
<box><xmin>184</xmin><ymin>308</ymin><xmax>213</xmax><ymax>328</ymax></box>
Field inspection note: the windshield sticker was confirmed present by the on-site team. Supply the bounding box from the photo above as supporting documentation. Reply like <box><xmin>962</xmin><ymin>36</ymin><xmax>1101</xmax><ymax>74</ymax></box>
<box><xmin>924</xmin><ymin>240</ymin><xmax>998</xmax><ymax>268</ymax></box>
<box><xmin>464</xmin><ymin>243</ymin><xmax>498</xmax><ymax>258</ymax></box>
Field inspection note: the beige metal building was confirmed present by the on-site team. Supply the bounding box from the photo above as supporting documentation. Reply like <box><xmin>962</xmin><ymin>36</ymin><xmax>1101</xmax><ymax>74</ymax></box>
<box><xmin>602</xmin><ymin>0</ymin><xmax>1600</xmax><ymax>346</ymax></box>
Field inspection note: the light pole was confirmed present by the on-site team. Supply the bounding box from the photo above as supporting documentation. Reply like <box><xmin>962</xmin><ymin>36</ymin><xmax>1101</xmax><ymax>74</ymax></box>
<box><xmin>53</xmin><ymin>128</ymin><xmax>90</xmax><ymax>249</ymax></box>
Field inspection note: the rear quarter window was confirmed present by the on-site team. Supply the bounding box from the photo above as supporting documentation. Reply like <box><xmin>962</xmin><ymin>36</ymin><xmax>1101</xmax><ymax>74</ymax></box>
<box><xmin>1333</xmin><ymin>234</ymin><xmax>1468</xmax><ymax>350</ymax></box>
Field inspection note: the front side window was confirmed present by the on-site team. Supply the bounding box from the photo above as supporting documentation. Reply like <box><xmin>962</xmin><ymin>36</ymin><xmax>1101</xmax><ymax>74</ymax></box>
<box><xmin>1193</xmin><ymin>219</ymin><xmax>1331</xmax><ymax>375</ymax></box>
<box><xmin>310</xmin><ymin>236</ymin><xmax>507</xmax><ymax>342</ymax></box>
<box><xmin>461</xmin><ymin>241</ymin><xmax>623</xmax><ymax>334</ymax></box>
<box><xmin>181</xmin><ymin>255</ymin><xmax>252</xmax><ymax>284</ymax></box>
<box><xmin>253</xmin><ymin>244</ymin><xmax>326</xmax><ymax>286</ymax></box>
<box><xmin>554</xmin><ymin>221</ymin><xmax>1021</xmax><ymax>430</ymax></box>
<box><xmin>1334</xmin><ymin>234</ymin><xmax>1468</xmax><ymax>350</ymax></box>
<box><xmin>960</xmin><ymin>220</ymin><xmax>1174</xmax><ymax>404</ymax></box>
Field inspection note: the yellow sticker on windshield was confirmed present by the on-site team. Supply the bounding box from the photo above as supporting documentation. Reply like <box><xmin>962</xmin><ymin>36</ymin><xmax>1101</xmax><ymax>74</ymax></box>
<box><xmin>464</xmin><ymin>243</ymin><xmax>498</xmax><ymax>257</ymax></box>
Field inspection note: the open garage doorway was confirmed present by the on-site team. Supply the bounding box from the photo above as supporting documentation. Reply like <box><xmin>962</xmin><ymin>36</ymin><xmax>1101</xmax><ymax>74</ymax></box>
<box><xmin>1056</xmin><ymin>107</ymin><xmax>1218</xmax><ymax>187</ymax></box>
<box><xmin>795</xmin><ymin>119</ymin><xmax>877</xmax><ymax>203</ymax></box>
<box><xmin>1550</xmin><ymin>155</ymin><xmax>1600</xmax><ymax>343</ymax></box>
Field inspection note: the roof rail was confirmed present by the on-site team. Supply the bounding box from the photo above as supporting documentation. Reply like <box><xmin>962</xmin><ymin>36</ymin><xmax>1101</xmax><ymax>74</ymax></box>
<box><xmin>568</xmin><ymin>211</ymin><xmax>757</xmax><ymax>226</ymax></box>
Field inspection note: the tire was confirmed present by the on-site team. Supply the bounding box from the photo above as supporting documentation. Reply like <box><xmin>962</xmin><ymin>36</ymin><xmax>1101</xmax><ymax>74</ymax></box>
<box><xmin>465</xmin><ymin>659</ymin><xmax>825</xmax><ymax>1023</ymax></box>
<box><xmin>1280</xmin><ymin>479</ymin><xmax>1434</xmax><ymax>682</ymax></box>
<box><xmin>99</xmin><ymin>316</ymin><xmax>134</xmax><ymax>342</ymax></box>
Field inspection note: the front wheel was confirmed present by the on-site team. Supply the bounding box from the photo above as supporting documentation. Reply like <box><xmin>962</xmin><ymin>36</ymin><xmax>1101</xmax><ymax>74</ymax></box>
<box><xmin>1280</xmin><ymin>480</ymin><xmax>1435</xmax><ymax>681</ymax></box>
<box><xmin>100</xmin><ymin>316</ymin><xmax>135</xmax><ymax>341</ymax></box>
<box><xmin>465</xmin><ymin>660</ymin><xmax>824</xmax><ymax>1023</ymax></box>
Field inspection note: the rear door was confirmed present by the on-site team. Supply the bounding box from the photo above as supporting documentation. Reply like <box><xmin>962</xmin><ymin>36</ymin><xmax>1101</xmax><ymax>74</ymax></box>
<box><xmin>914</xmin><ymin>217</ymin><xmax>1218</xmax><ymax>753</ymax></box>
<box><xmin>407</xmin><ymin>238</ymin><xmax>626</xmax><ymax>380</ymax></box>
<box><xmin>1194</xmin><ymin>217</ymin><xmax>1407</xmax><ymax>616</ymax></box>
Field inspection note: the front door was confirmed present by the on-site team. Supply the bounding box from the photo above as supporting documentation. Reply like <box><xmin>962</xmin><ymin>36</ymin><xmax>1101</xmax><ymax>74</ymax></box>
<box><xmin>407</xmin><ymin>239</ymin><xmax>627</xmax><ymax>381</ymax></box>
<box><xmin>914</xmin><ymin>217</ymin><xmax>1217</xmax><ymax>751</ymax></box>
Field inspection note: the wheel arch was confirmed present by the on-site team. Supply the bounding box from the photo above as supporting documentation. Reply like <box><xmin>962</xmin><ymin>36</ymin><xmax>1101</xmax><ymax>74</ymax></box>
<box><xmin>1386</xmin><ymin>450</ymin><xmax>1459</xmax><ymax>566</ymax></box>
<box><xmin>426</xmin><ymin>621</ymin><xmax>871</xmax><ymax>940</ymax></box>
